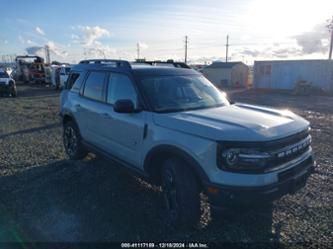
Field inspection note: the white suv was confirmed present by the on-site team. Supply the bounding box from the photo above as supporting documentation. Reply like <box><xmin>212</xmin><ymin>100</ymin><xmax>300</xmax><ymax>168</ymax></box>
<box><xmin>0</xmin><ymin>69</ymin><xmax>17</xmax><ymax>97</ymax></box>
<box><xmin>60</xmin><ymin>59</ymin><xmax>315</xmax><ymax>228</ymax></box>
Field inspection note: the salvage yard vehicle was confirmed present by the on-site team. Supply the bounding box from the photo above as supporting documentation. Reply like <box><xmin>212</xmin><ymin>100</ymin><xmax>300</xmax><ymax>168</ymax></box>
<box><xmin>44</xmin><ymin>66</ymin><xmax>52</xmax><ymax>85</ymax></box>
<box><xmin>15</xmin><ymin>55</ymin><xmax>46</xmax><ymax>83</ymax></box>
<box><xmin>50</xmin><ymin>65</ymin><xmax>61</xmax><ymax>89</ymax></box>
<box><xmin>59</xmin><ymin>65</ymin><xmax>71</xmax><ymax>89</ymax></box>
<box><xmin>60</xmin><ymin>59</ymin><xmax>315</xmax><ymax>228</ymax></box>
<box><xmin>0</xmin><ymin>69</ymin><xmax>17</xmax><ymax>97</ymax></box>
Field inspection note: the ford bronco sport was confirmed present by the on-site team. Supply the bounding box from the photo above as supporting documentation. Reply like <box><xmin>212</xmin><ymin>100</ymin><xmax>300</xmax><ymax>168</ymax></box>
<box><xmin>60</xmin><ymin>59</ymin><xmax>315</xmax><ymax>228</ymax></box>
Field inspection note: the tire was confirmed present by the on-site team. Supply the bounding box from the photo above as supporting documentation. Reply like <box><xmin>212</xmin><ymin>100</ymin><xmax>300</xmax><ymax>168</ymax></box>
<box><xmin>161</xmin><ymin>158</ymin><xmax>201</xmax><ymax>229</ymax></box>
<box><xmin>63</xmin><ymin>121</ymin><xmax>87</xmax><ymax>160</ymax></box>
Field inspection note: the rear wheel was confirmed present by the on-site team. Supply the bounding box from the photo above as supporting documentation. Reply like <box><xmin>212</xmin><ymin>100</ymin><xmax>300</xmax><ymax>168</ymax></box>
<box><xmin>63</xmin><ymin>121</ymin><xmax>87</xmax><ymax>160</ymax></box>
<box><xmin>161</xmin><ymin>158</ymin><xmax>201</xmax><ymax>229</ymax></box>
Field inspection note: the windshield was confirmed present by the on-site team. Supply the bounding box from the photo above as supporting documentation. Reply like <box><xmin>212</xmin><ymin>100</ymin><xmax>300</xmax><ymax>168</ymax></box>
<box><xmin>140</xmin><ymin>74</ymin><xmax>229</xmax><ymax>112</ymax></box>
<box><xmin>0</xmin><ymin>72</ymin><xmax>9</xmax><ymax>78</ymax></box>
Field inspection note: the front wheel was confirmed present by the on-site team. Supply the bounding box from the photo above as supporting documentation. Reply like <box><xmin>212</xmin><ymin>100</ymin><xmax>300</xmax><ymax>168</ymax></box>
<box><xmin>161</xmin><ymin>158</ymin><xmax>201</xmax><ymax>229</ymax></box>
<box><xmin>63</xmin><ymin>121</ymin><xmax>87</xmax><ymax>160</ymax></box>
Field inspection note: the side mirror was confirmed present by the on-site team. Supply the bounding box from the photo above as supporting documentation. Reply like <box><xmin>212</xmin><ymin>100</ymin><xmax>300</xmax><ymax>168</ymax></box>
<box><xmin>114</xmin><ymin>99</ymin><xmax>136</xmax><ymax>113</ymax></box>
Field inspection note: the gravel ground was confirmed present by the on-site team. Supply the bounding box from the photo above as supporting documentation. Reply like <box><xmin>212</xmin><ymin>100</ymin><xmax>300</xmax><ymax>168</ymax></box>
<box><xmin>0</xmin><ymin>85</ymin><xmax>332</xmax><ymax>247</ymax></box>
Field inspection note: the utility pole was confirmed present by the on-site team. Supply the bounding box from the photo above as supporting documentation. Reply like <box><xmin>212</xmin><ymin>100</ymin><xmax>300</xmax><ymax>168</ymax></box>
<box><xmin>137</xmin><ymin>43</ymin><xmax>140</xmax><ymax>59</ymax></box>
<box><xmin>225</xmin><ymin>35</ymin><xmax>229</xmax><ymax>63</ymax></box>
<box><xmin>328</xmin><ymin>15</ymin><xmax>333</xmax><ymax>60</ymax></box>
<box><xmin>45</xmin><ymin>45</ymin><xmax>50</xmax><ymax>64</ymax></box>
<box><xmin>184</xmin><ymin>35</ymin><xmax>188</xmax><ymax>63</ymax></box>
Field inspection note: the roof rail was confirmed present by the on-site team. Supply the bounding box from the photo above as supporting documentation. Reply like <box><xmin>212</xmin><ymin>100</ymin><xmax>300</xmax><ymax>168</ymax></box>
<box><xmin>134</xmin><ymin>59</ymin><xmax>191</xmax><ymax>69</ymax></box>
<box><xmin>79</xmin><ymin>59</ymin><xmax>131</xmax><ymax>68</ymax></box>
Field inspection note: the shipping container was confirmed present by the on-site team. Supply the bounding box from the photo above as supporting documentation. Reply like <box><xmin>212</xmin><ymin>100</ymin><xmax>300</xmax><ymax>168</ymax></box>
<box><xmin>254</xmin><ymin>60</ymin><xmax>333</xmax><ymax>92</ymax></box>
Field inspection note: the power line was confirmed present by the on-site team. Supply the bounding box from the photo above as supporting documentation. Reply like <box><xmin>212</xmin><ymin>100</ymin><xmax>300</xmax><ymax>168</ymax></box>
<box><xmin>184</xmin><ymin>35</ymin><xmax>188</xmax><ymax>63</ymax></box>
<box><xmin>45</xmin><ymin>45</ymin><xmax>50</xmax><ymax>64</ymax></box>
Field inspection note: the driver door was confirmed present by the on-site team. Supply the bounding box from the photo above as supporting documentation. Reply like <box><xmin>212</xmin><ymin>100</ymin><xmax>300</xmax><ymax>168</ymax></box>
<box><xmin>98</xmin><ymin>72</ymin><xmax>146</xmax><ymax>167</ymax></box>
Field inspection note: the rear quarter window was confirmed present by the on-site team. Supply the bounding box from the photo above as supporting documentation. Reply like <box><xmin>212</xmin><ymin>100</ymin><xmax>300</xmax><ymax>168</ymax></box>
<box><xmin>67</xmin><ymin>71</ymin><xmax>85</xmax><ymax>92</ymax></box>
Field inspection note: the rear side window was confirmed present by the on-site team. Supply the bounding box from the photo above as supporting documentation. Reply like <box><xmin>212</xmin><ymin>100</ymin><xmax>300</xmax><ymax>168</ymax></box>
<box><xmin>107</xmin><ymin>73</ymin><xmax>137</xmax><ymax>106</ymax></box>
<box><xmin>83</xmin><ymin>71</ymin><xmax>107</xmax><ymax>101</ymax></box>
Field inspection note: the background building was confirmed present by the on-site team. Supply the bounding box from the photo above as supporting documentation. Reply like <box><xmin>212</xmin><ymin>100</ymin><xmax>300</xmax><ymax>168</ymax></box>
<box><xmin>202</xmin><ymin>62</ymin><xmax>249</xmax><ymax>88</ymax></box>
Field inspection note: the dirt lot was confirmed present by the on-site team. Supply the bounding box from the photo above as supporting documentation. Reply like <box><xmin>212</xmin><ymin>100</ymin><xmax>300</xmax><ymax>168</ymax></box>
<box><xmin>0</xmin><ymin>85</ymin><xmax>332</xmax><ymax>247</ymax></box>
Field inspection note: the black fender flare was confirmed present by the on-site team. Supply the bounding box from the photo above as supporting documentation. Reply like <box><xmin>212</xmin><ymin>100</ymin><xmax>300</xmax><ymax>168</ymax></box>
<box><xmin>143</xmin><ymin>144</ymin><xmax>209</xmax><ymax>185</ymax></box>
<box><xmin>61</xmin><ymin>113</ymin><xmax>85</xmax><ymax>139</ymax></box>
<box><xmin>62</xmin><ymin>113</ymin><xmax>79</xmax><ymax>128</ymax></box>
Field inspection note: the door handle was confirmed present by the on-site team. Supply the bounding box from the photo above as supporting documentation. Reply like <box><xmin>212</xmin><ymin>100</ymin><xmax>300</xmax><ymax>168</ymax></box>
<box><xmin>75</xmin><ymin>104</ymin><xmax>81</xmax><ymax>109</ymax></box>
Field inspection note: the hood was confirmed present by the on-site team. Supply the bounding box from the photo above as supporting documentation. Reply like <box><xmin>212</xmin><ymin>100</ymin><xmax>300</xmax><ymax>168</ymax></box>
<box><xmin>153</xmin><ymin>103</ymin><xmax>309</xmax><ymax>141</ymax></box>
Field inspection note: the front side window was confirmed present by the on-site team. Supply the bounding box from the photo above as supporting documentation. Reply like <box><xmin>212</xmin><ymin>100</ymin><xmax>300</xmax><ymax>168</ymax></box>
<box><xmin>83</xmin><ymin>71</ymin><xmax>106</xmax><ymax>101</ymax></box>
<box><xmin>139</xmin><ymin>74</ymin><xmax>229</xmax><ymax>112</ymax></box>
<box><xmin>107</xmin><ymin>73</ymin><xmax>137</xmax><ymax>107</ymax></box>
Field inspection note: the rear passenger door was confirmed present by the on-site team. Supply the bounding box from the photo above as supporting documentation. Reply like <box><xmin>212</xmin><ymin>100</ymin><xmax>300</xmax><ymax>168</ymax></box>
<box><xmin>100</xmin><ymin>72</ymin><xmax>146</xmax><ymax>167</ymax></box>
<box><xmin>76</xmin><ymin>71</ymin><xmax>108</xmax><ymax>147</ymax></box>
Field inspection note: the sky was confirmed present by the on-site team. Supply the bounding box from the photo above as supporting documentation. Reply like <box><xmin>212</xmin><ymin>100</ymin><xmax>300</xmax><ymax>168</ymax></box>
<box><xmin>0</xmin><ymin>0</ymin><xmax>332</xmax><ymax>64</ymax></box>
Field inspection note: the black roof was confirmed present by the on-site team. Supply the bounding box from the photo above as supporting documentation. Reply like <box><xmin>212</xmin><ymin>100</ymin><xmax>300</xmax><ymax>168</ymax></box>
<box><xmin>72</xmin><ymin>59</ymin><xmax>199</xmax><ymax>77</ymax></box>
<box><xmin>132</xmin><ymin>65</ymin><xmax>198</xmax><ymax>76</ymax></box>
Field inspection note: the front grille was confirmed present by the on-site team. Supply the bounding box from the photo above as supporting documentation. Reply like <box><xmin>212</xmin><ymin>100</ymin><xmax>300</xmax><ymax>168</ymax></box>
<box><xmin>268</xmin><ymin>135</ymin><xmax>311</xmax><ymax>166</ymax></box>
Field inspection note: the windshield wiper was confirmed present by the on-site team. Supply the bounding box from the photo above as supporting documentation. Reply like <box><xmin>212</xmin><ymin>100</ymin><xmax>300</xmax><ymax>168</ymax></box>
<box><xmin>157</xmin><ymin>103</ymin><xmax>225</xmax><ymax>113</ymax></box>
<box><xmin>157</xmin><ymin>108</ymin><xmax>188</xmax><ymax>113</ymax></box>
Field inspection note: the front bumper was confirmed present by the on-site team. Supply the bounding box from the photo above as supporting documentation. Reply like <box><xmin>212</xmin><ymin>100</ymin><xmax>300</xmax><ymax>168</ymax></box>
<box><xmin>205</xmin><ymin>156</ymin><xmax>315</xmax><ymax>207</ymax></box>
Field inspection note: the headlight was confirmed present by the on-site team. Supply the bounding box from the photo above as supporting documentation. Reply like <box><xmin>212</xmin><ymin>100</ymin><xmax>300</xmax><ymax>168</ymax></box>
<box><xmin>219</xmin><ymin>147</ymin><xmax>271</xmax><ymax>171</ymax></box>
